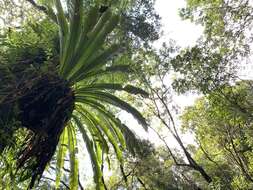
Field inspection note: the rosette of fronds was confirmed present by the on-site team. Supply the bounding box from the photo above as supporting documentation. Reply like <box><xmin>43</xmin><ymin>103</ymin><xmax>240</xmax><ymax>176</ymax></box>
<box><xmin>0</xmin><ymin>0</ymin><xmax>148</xmax><ymax>189</ymax></box>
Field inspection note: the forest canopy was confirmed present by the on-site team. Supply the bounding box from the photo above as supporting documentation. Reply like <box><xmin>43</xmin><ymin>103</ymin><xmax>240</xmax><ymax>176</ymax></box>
<box><xmin>0</xmin><ymin>0</ymin><xmax>252</xmax><ymax>190</ymax></box>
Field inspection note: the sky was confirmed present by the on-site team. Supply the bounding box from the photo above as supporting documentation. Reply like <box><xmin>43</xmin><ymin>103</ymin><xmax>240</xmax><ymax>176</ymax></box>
<box><xmin>154</xmin><ymin>0</ymin><xmax>203</xmax><ymax>48</ymax></box>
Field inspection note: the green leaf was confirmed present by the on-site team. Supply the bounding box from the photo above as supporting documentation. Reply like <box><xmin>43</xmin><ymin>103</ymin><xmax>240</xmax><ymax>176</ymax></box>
<box><xmin>78</xmin><ymin>100</ymin><xmax>139</xmax><ymax>154</ymax></box>
<box><xmin>118</xmin><ymin>124</ymin><xmax>141</xmax><ymax>156</ymax></box>
<box><xmin>67</xmin><ymin>123</ymin><xmax>78</xmax><ymax>190</ymax></box>
<box><xmin>66</xmin><ymin>12</ymin><xmax>120</xmax><ymax>80</ymax></box>
<box><xmin>75</xmin><ymin>107</ymin><xmax>110</xmax><ymax>154</ymax></box>
<box><xmin>76</xmin><ymin>99</ymin><xmax>125</xmax><ymax>147</ymax></box>
<box><xmin>77</xmin><ymin>65</ymin><xmax>131</xmax><ymax>81</ymax></box>
<box><xmin>68</xmin><ymin>45</ymin><xmax>120</xmax><ymax>83</ymax></box>
<box><xmin>54</xmin><ymin>0</ymin><xmax>69</xmax><ymax>58</ymax></box>
<box><xmin>75</xmin><ymin>106</ymin><xmax>123</xmax><ymax>163</ymax></box>
<box><xmin>55</xmin><ymin>128</ymin><xmax>68</xmax><ymax>188</ymax></box>
<box><xmin>60</xmin><ymin>0</ymin><xmax>83</xmax><ymax>75</ymax></box>
<box><xmin>72</xmin><ymin>115</ymin><xmax>104</xmax><ymax>190</ymax></box>
<box><xmin>77</xmin><ymin>83</ymin><xmax>149</xmax><ymax>97</ymax></box>
<box><xmin>75</xmin><ymin>91</ymin><xmax>148</xmax><ymax>130</ymax></box>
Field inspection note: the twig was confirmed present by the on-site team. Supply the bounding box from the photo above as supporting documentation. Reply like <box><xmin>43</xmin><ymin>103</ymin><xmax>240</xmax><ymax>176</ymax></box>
<box><xmin>41</xmin><ymin>176</ymin><xmax>70</xmax><ymax>189</ymax></box>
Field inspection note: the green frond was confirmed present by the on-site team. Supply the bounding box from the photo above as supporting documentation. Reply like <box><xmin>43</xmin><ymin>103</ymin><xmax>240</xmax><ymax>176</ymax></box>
<box><xmin>71</xmin><ymin>6</ymin><xmax>100</xmax><ymax>64</ymax></box>
<box><xmin>54</xmin><ymin>0</ymin><xmax>69</xmax><ymax>58</ymax></box>
<box><xmin>74</xmin><ymin>106</ymin><xmax>123</xmax><ymax>163</ymax></box>
<box><xmin>68</xmin><ymin>44</ymin><xmax>120</xmax><ymax>83</ymax></box>
<box><xmin>81</xmin><ymin>6</ymin><xmax>100</xmax><ymax>36</ymax></box>
<box><xmin>86</xmin><ymin>10</ymin><xmax>112</xmax><ymax>39</ymax></box>
<box><xmin>56</xmin><ymin>0</ymin><xmax>121</xmax><ymax>81</ymax></box>
<box><xmin>81</xmin><ymin>65</ymin><xmax>132</xmax><ymax>80</ymax></box>
<box><xmin>72</xmin><ymin>115</ymin><xmax>104</xmax><ymax>190</ymax></box>
<box><xmin>75</xmin><ymin>91</ymin><xmax>148</xmax><ymax>130</ymax></box>
<box><xmin>77</xmin><ymin>83</ymin><xmax>149</xmax><ymax>97</ymax></box>
<box><xmin>66</xmin><ymin>13</ymin><xmax>120</xmax><ymax>81</ymax></box>
<box><xmin>55</xmin><ymin>0</ymin><xmax>68</xmax><ymax>35</ymax></box>
<box><xmin>75</xmin><ymin>108</ymin><xmax>110</xmax><ymax>154</ymax></box>
<box><xmin>118</xmin><ymin>124</ymin><xmax>142</xmax><ymax>156</ymax></box>
<box><xmin>95</xmin><ymin>111</ymin><xmax>127</xmax><ymax>150</ymax></box>
<box><xmin>77</xmin><ymin>100</ymin><xmax>141</xmax><ymax>155</ymax></box>
<box><xmin>60</xmin><ymin>0</ymin><xmax>83</xmax><ymax>75</ymax></box>
<box><xmin>79</xmin><ymin>101</ymin><xmax>127</xmax><ymax>149</ymax></box>
<box><xmin>67</xmin><ymin>123</ymin><xmax>78</xmax><ymax>190</ymax></box>
<box><xmin>55</xmin><ymin>128</ymin><xmax>68</xmax><ymax>188</ymax></box>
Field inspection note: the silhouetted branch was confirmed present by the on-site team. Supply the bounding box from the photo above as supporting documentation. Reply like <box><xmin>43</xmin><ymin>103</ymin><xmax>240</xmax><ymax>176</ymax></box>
<box><xmin>41</xmin><ymin>176</ymin><xmax>70</xmax><ymax>189</ymax></box>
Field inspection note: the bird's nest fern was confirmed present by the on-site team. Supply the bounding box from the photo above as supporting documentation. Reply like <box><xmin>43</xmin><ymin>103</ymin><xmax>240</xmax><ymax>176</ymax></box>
<box><xmin>0</xmin><ymin>0</ymin><xmax>148</xmax><ymax>189</ymax></box>
<box><xmin>16</xmin><ymin>73</ymin><xmax>75</xmax><ymax>187</ymax></box>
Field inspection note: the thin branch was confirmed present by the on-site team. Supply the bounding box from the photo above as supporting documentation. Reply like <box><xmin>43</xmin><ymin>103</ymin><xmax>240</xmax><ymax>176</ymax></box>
<box><xmin>139</xmin><ymin>67</ymin><xmax>212</xmax><ymax>183</ymax></box>
<box><xmin>41</xmin><ymin>176</ymin><xmax>70</xmax><ymax>189</ymax></box>
<box><xmin>148</xmin><ymin>125</ymin><xmax>183</xmax><ymax>166</ymax></box>
<box><xmin>78</xmin><ymin>173</ymin><xmax>84</xmax><ymax>190</ymax></box>
<box><xmin>225</xmin><ymin>124</ymin><xmax>253</xmax><ymax>182</ymax></box>
<box><xmin>136</xmin><ymin>177</ymin><xmax>148</xmax><ymax>190</ymax></box>
<box><xmin>111</xmin><ymin>163</ymin><xmax>138</xmax><ymax>189</ymax></box>
<box><xmin>25</xmin><ymin>0</ymin><xmax>47</xmax><ymax>13</ymax></box>
<box><xmin>49</xmin><ymin>166</ymin><xmax>84</xmax><ymax>189</ymax></box>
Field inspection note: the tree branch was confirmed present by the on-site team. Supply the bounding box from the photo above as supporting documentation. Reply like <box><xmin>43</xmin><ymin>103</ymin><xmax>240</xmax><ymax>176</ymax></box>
<box><xmin>136</xmin><ymin>177</ymin><xmax>148</xmax><ymax>190</ymax></box>
<box><xmin>41</xmin><ymin>176</ymin><xmax>70</xmax><ymax>189</ymax></box>
<box><xmin>26</xmin><ymin>0</ymin><xmax>47</xmax><ymax>13</ymax></box>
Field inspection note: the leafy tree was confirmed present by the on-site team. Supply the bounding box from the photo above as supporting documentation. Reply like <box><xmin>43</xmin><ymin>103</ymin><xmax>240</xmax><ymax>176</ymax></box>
<box><xmin>181</xmin><ymin>81</ymin><xmax>253</xmax><ymax>189</ymax></box>
<box><xmin>103</xmin><ymin>140</ymin><xmax>199</xmax><ymax>190</ymax></box>
<box><xmin>120</xmin><ymin>0</ymin><xmax>161</xmax><ymax>47</ymax></box>
<box><xmin>125</xmin><ymin>44</ymin><xmax>213</xmax><ymax>184</ymax></box>
<box><xmin>171</xmin><ymin>44</ymin><xmax>235</xmax><ymax>94</ymax></box>
<box><xmin>172</xmin><ymin>0</ymin><xmax>253</xmax><ymax>94</ymax></box>
<box><xmin>180</xmin><ymin>0</ymin><xmax>253</xmax><ymax>52</ymax></box>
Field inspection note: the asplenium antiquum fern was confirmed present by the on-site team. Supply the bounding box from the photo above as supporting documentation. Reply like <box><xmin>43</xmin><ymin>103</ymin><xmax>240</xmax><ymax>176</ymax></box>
<box><xmin>14</xmin><ymin>0</ymin><xmax>148</xmax><ymax>189</ymax></box>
